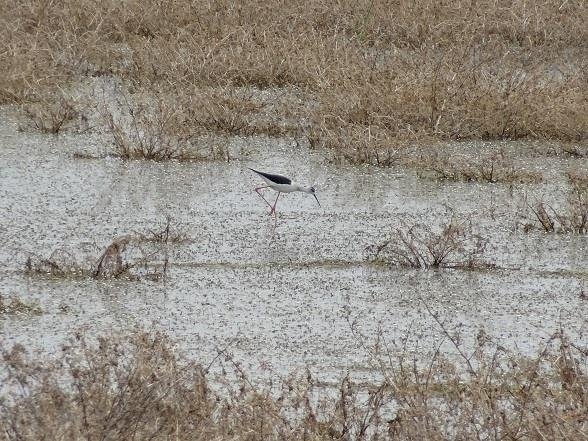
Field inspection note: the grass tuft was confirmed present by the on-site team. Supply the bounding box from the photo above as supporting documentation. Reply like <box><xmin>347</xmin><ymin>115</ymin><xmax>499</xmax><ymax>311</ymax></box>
<box><xmin>0</xmin><ymin>293</ymin><xmax>42</xmax><ymax>315</ymax></box>
<box><xmin>412</xmin><ymin>151</ymin><xmax>543</xmax><ymax>183</ymax></box>
<box><xmin>24</xmin><ymin>218</ymin><xmax>185</xmax><ymax>280</ymax></box>
<box><xmin>523</xmin><ymin>185</ymin><xmax>588</xmax><ymax>234</ymax></box>
<box><xmin>366</xmin><ymin>215</ymin><xmax>490</xmax><ymax>269</ymax></box>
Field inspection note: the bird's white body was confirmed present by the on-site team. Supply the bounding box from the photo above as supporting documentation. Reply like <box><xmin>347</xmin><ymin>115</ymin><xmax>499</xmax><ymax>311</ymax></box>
<box><xmin>259</xmin><ymin>178</ymin><xmax>306</xmax><ymax>194</ymax></box>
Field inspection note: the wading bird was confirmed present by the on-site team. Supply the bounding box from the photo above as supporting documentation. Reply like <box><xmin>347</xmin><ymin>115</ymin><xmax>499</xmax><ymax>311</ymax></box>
<box><xmin>249</xmin><ymin>168</ymin><xmax>320</xmax><ymax>216</ymax></box>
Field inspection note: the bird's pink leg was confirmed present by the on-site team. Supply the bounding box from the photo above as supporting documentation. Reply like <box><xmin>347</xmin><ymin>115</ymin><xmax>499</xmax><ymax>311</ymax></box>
<box><xmin>269</xmin><ymin>192</ymin><xmax>281</xmax><ymax>216</ymax></box>
<box><xmin>254</xmin><ymin>186</ymin><xmax>273</xmax><ymax>209</ymax></box>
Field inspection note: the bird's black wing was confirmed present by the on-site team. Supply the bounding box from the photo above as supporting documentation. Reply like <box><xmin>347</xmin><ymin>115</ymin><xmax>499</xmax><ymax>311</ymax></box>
<box><xmin>248</xmin><ymin>168</ymin><xmax>291</xmax><ymax>185</ymax></box>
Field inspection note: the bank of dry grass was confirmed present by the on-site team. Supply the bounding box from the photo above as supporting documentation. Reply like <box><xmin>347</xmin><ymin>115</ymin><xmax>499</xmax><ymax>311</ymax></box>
<box><xmin>1</xmin><ymin>0</ymin><xmax>586</xmax><ymax>162</ymax></box>
<box><xmin>0</xmin><ymin>329</ymin><xmax>586</xmax><ymax>440</ymax></box>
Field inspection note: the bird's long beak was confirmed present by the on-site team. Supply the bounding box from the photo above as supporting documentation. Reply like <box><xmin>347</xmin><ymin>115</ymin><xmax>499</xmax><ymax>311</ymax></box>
<box><xmin>313</xmin><ymin>193</ymin><xmax>321</xmax><ymax>207</ymax></box>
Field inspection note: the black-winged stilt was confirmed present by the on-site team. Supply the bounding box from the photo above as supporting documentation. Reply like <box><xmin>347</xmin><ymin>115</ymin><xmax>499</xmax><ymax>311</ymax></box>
<box><xmin>249</xmin><ymin>168</ymin><xmax>320</xmax><ymax>216</ymax></box>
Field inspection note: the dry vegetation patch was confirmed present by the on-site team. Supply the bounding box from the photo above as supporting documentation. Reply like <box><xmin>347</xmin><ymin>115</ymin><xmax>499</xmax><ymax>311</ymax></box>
<box><xmin>24</xmin><ymin>218</ymin><xmax>186</xmax><ymax>280</ymax></box>
<box><xmin>101</xmin><ymin>94</ymin><xmax>207</xmax><ymax>161</ymax></box>
<box><xmin>523</xmin><ymin>177</ymin><xmax>588</xmax><ymax>234</ymax></box>
<box><xmin>98</xmin><ymin>87</ymin><xmax>305</xmax><ymax>161</ymax></box>
<box><xmin>366</xmin><ymin>215</ymin><xmax>490</xmax><ymax>269</ymax></box>
<box><xmin>523</xmin><ymin>194</ymin><xmax>588</xmax><ymax>234</ymax></box>
<box><xmin>0</xmin><ymin>329</ymin><xmax>586</xmax><ymax>440</ymax></box>
<box><xmin>0</xmin><ymin>293</ymin><xmax>42</xmax><ymax>315</ymax></box>
<box><xmin>411</xmin><ymin>150</ymin><xmax>543</xmax><ymax>183</ymax></box>
<box><xmin>21</xmin><ymin>94</ymin><xmax>84</xmax><ymax>134</ymax></box>
<box><xmin>1</xmin><ymin>0</ymin><xmax>586</xmax><ymax>162</ymax></box>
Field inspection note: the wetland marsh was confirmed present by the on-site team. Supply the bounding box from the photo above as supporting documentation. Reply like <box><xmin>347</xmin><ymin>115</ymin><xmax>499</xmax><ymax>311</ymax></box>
<box><xmin>1</xmin><ymin>1</ymin><xmax>587</xmax><ymax>439</ymax></box>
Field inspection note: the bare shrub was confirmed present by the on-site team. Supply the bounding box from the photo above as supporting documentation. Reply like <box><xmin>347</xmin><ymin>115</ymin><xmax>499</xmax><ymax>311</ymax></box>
<box><xmin>101</xmin><ymin>94</ymin><xmax>207</xmax><ymax>161</ymax></box>
<box><xmin>524</xmin><ymin>186</ymin><xmax>588</xmax><ymax>234</ymax></box>
<box><xmin>0</xmin><ymin>332</ymin><xmax>211</xmax><ymax>440</ymax></box>
<box><xmin>366</xmin><ymin>215</ymin><xmax>489</xmax><ymax>269</ymax></box>
<box><xmin>21</xmin><ymin>94</ymin><xmax>81</xmax><ymax>134</ymax></box>
<box><xmin>353</xmin><ymin>311</ymin><xmax>588</xmax><ymax>440</ymax></box>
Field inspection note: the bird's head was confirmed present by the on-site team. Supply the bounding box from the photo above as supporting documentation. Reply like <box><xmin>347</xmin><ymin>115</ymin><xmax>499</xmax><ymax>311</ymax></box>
<box><xmin>307</xmin><ymin>186</ymin><xmax>320</xmax><ymax>207</ymax></box>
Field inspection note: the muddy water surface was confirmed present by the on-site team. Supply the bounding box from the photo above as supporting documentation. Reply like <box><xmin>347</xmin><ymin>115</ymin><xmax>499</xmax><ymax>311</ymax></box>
<box><xmin>1</xmin><ymin>108</ymin><xmax>586</xmax><ymax>381</ymax></box>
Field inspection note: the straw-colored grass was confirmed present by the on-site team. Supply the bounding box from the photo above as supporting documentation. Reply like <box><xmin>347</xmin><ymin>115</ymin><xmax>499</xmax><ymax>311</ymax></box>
<box><xmin>411</xmin><ymin>151</ymin><xmax>543</xmax><ymax>183</ymax></box>
<box><xmin>1</xmin><ymin>328</ymin><xmax>586</xmax><ymax>440</ymax></box>
<box><xmin>1</xmin><ymin>0</ymin><xmax>586</xmax><ymax>162</ymax></box>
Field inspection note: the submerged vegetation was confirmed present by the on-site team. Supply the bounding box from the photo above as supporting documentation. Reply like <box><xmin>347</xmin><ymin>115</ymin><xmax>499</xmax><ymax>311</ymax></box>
<box><xmin>0</xmin><ymin>329</ymin><xmax>586</xmax><ymax>440</ymax></box>
<box><xmin>1</xmin><ymin>0</ymin><xmax>586</xmax><ymax>162</ymax></box>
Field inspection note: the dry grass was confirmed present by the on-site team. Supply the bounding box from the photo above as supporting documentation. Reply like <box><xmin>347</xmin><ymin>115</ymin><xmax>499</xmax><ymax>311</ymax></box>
<box><xmin>188</xmin><ymin>88</ymin><xmax>301</xmax><ymax>138</ymax></box>
<box><xmin>0</xmin><ymin>328</ymin><xmax>586</xmax><ymax>440</ymax></box>
<box><xmin>24</xmin><ymin>219</ymin><xmax>185</xmax><ymax>280</ymax></box>
<box><xmin>1</xmin><ymin>0</ymin><xmax>586</xmax><ymax>163</ymax></box>
<box><xmin>366</xmin><ymin>215</ymin><xmax>490</xmax><ymax>269</ymax></box>
<box><xmin>21</xmin><ymin>94</ymin><xmax>83</xmax><ymax>134</ymax></box>
<box><xmin>99</xmin><ymin>88</ymin><xmax>299</xmax><ymax>161</ymax></box>
<box><xmin>411</xmin><ymin>150</ymin><xmax>543</xmax><ymax>183</ymax></box>
<box><xmin>100</xmin><ymin>92</ymin><xmax>230</xmax><ymax>161</ymax></box>
<box><xmin>523</xmin><ymin>183</ymin><xmax>588</xmax><ymax>234</ymax></box>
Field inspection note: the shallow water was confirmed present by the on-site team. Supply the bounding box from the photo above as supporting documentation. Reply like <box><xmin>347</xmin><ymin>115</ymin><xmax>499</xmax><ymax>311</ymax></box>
<box><xmin>1</xmin><ymin>107</ymin><xmax>586</xmax><ymax>382</ymax></box>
